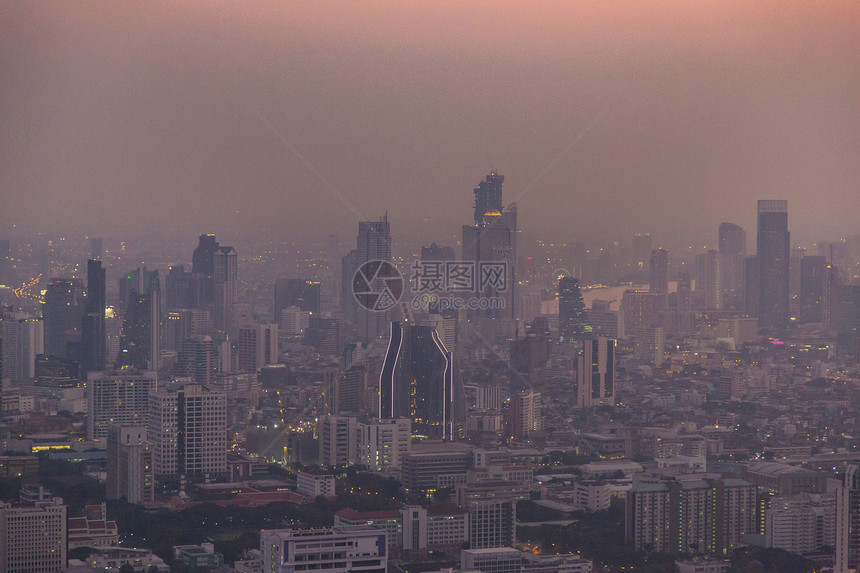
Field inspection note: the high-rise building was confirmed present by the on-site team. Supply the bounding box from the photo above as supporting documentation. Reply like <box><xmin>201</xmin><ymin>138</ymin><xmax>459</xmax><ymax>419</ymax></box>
<box><xmin>632</xmin><ymin>233</ymin><xmax>652</xmax><ymax>272</ymax></box>
<box><xmin>236</xmin><ymin>323</ymin><xmax>278</xmax><ymax>373</ymax></box>
<box><xmin>744</xmin><ymin>255</ymin><xmax>759</xmax><ymax>317</ymax></box>
<box><xmin>81</xmin><ymin>259</ymin><xmax>107</xmax><ymax>375</ymax></box>
<box><xmin>87</xmin><ymin>370</ymin><xmax>158</xmax><ymax>440</ymax></box>
<box><xmin>148</xmin><ymin>384</ymin><xmax>227</xmax><ymax>483</ymax></box>
<box><xmin>0</xmin><ymin>494</ymin><xmax>67</xmax><ymax>573</ymax></box>
<box><xmin>558</xmin><ymin>277</ymin><xmax>587</xmax><ymax>342</ymax></box>
<box><xmin>42</xmin><ymin>278</ymin><xmax>85</xmax><ymax>359</ymax></box>
<box><xmin>0</xmin><ymin>312</ymin><xmax>43</xmax><ymax>384</ymax></box>
<box><xmin>509</xmin><ymin>390</ymin><xmax>541</xmax><ymax>438</ymax></box>
<box><xmin>165</xmin><ymin>265</ymin><xmax>192</xmax><ymax>311</ymax></box>
<box><xmin>696</xmin><ymin>250</ymin><xmax>723</xmax><ymax>309</ymax></box>
<box><xmin>620</xmin><ymin>289</ymin><xmax>667</xmax><ymax>338</ymax></box>
<box><xmin>274</xmin><ymin>279</ymin><xmax>321</xmax><ymax>318</ymax></box>
<box><xmin>626</xmin><ymin>477</ymin><xmax>756</xmax><ymax>556</ymax></box>
<box><xmin>757</xmin><ymin>200</ymin><xmax>790</xmax><ymax>328</ymax></box>
<box><xmin>800</xmin><ymin>256</ymin><xmax>827</xmax><ymax>324</ymax></box>
<box><xmin>379</xmin><ymin>322</ymin><xmax>455</xmax><ymax>439</ymax></box>
<box><xmin>318</xmin><ymin>414</ymin><xmax>359</xmax><ymax>468</ymax></box>
<box><xmin>213</xmin><ymin>246</ymin><xmax>237</xmax><ymax>334</ymax></box>
<box><xmin>117</xmin><ymin>289</ymin><xmax>160</xmax><ymax>371</ymax></box>
<box><xmin>462</xmin><ymin>173</ymin><xmax>517</xmax><ymax>331</ymax></box>
<box><xmin>649</xmin><ymin>248</ymin><xmax>669</xmax><ymax>294</ymax></box>
<box><xmin>174</xmin><ymin>335</ymin><xmax>217</xmax><ymax>385</ymax></box>
<box><xmin>719</xmin><ymin>223</ymin><xmax>746</xmax><ymax>310</ymax></box>
<box><xmin>342</xmin><ymin>217</ymin><xmax>392</xmax><ymax>342</ymax></box>
<box><xmin>357</xmin><ymin>417</ymin><xmax>411</xmax><ymax>473</ymax></box>
<box><xmin>106</xmin><ymin>425</ymin><xmax>154</xmax><ymax>504</ymax></box>
<box><xmin>835</xmin><ymin>465</ymin><xmax>860</xmax><ymax>572</ymax></box>
<box><xmin>577</xmin><ymin>336</ymin><xmax>615</xmax><ymax>408</ymax></box>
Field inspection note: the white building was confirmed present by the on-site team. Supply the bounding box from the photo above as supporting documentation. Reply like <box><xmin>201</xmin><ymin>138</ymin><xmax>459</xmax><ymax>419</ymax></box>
<box><xmin>236</xmin><ymin>322</ymin><xmax>278</xmax><ymax>373</ymax></box>
<box><xmin>0</xmin><ymin>313</ymin><xmax>43</xmax><ymax>384</ymax></box>
<box><xmin>0</xmin><ymin>496</ymin><xmax>66</xmax><ymax>573</ymax></box>
<box><xmin>106</xmin><ymin>425</ymin><xmax>154</xmax><ymax>504</ymax></box>
<box><xmin>296</xmin><ymin>468</ymin><xmax>336</xmax><ymax>498</ymax></box>
<box><xmin>318</xmin><ymin>415</ymin><xmax>359</xmax><ymax>468</ymax></box>
<box><xmin>357</xmin><ymin>417</ymin><xmax>411</xmax><ymax>473</ymax></box>
<box><xmin>87</xmin><ymin>371</ymin><xmax>157</xmax><ymax>440</ymax></box>
<box><xmin>148</xmin><ymin>384</ymin><xmax>227</xmax><ymax>482</ymax></box>
<box><xmin>260</xmin><ymin>526</ymin><xmax>387</xmax><ymax>573</ymax></box>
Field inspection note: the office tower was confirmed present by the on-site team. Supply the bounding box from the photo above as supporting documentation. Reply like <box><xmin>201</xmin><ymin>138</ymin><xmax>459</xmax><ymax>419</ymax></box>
<box><xmin>148</xmin><ymin>384</ymin><xmax>227</xmax><ymax>483</ymax></box>
<box><xmin>42</xmin><ymin>278</ymin><xmax>85</xmax><ymax>359</ymax></box>
<box><xmin>632</xmin><ymin>233</ymin><xmax>652</xmax><ymax>272</ymax></box>
<box><xmin>191</xmin><ymin>234</ymin><xmax>219</xmax><ymax>309</ymax></box>
<box><xmin>0</xmin><ymin>312</ymin><xmax>43</xmax><ymax>383</ymax></box>
<box><xmin>274</xmin><ymin>279</ymin><xmax>321</xmax><ymax>319</ymax></box>
<box><xmin>117</xmin><ymin>289</ymin><xmax>160</xmax><ymax>371</ymax></box>
<box><xmin>174</xmin><ymin>335</ymin><xmax>217</xmax><ymax>385</ymax></box>
<box><xmin>790</xmin><ymin>246</ymin><xmax>806</xmax><ymax>318</ymax></box>
<box><xmin>305</xmin><ymin>315</ymin><xmax>347</xmax><ymax>356</ymax></box>
<box><xmin>456</xmin><ymin>467</ymin><xmax>532</xmax><ymax>549</ymax></box>
<box><xmin>634</xmin><ymin>325</ymin><xmax>665</xmax><ymax>365</ymax></box>
<box><xmin>695</xmin><ymin>249</ymin><xmax>723</xmax><ymax>309</ymax></box>
<box><xmin>379</xmin><ymin>322</ymin><xmax>455</xmax><ymax>439</ymax></box>
<box><xmin>558</xmin><ymin>277</ymin><xmax>587</xmax><ymax>342</ymax></box>
<box><xmin>757</xmin><ymin>200</ymin><xmax>790</xmax><ymax>328</ymax></box>
<box><xmin>472</xmin><ymin>172</ymin><xmax>504</xmax><ymax>224</ymax></box>
<box><xmin>744</xmin><ymin>255</ymin><xmax>759</xmax><ymax>317</ymax></box>
<box><xmin>836</xmin><ymin>465</ymin><xmax>860</xmax><ymax>573</ymax></box>
<box><xmin>34</xmin><ymin>354</ymin><xmax>78</xmax><ymax>399</ymax></box>
<box><xmin>626</xmin><ymin>477</ymin><xmax>756</xmax><ymax>556</ymax></box>
<box><xmin>317</xmin><ymin>414</ymin><xmax>359</xmax><ymax>468</ymax></box>
<box><xmin>260</xmin><ymin>526</ymin><xmax>388</xmax><ymax>573</ymax></box>
<box><xmin>0</xmin><ymin>494</ymin><xmax>67</xmax><ymax>573</ymax></box>
<box><xmin>356</xmin><ymin>417</ymin><xmax>411</xmax><ymax>473</ymax></box>
<box><xmin>586</xmin><ymin>300</ymin><xmax>619</xmax><ymax>339</ymax></box>
<box><xmin>462</xmin><ymin>174</ymin><xmax>517</xmax><ymax>331</ymax></box>
<box><xmin>212</xmin><ymin>246</ymin><xmax>237</xmax><ymax>334</ymax></box>
<box><xmin>90</xmin><ymin>237</ymin><xmax>103</xmax><ymax>261</ymax></box>
<box><xmin>649</xmin><ymin>248</ymin><xmax>669</xmax><ymax>294</ymax></box>
<box><xmin>118</xmin><ymin>267</ymin><xmax>160</xmax><ymax>313</ymax></box>
<box><xmin>835</xmin><ymin>285</ymin><xmax>860</xmax><ymax>361</ymax></box>
<box><xmin>577</xmin><ymin>336</ymin><xmax>615</xmax><ymax>408</ymax></box>
<box><xmin>87</xmin><ymin>370</ymin><xmax>157</xmax><ymax>439</ymax></box>
<box><xmin>106</xmin><ymin>425</ymin><xmax>154</xmax><ymax>504</ymax></box>
<box><xmin>326</xmin><ymin>367</ymin><xmax>366</xmax><ymax>415</ymax></box>
<box><xmin>509</xmin><ymin>390</ymin><xmax>541</xmax><ymax>438</ymax></box>
<box><xmin>236</xmin><ymin>323</ymin><xmax>278</xmax><ymax>373</ymax></box>
<box><xmin>342</xmin><ymin>217</ymin><xmax>392</xmax><ymax>342</ymax></box>
<box><xmin>719</xmin><ymin>223</ymin><xmax>746</xmax><ymax>309</ymax></box>
<box><xmin>420</xmin><ymin>243</ymin><xmax>456</xmax><ymax>262</ymax></box>
<box><xmin>164</xmin><ymin>310</ymin><xmax>192</xmax><ymax>352</ymax></box>
<box><xmin>165</xmin><ymin>265</ymin><xmax>192</xmax><ymax>311</ymax></box>
<box><xmin>800</xmin><ymin>256</ymin><xmax>827</xmax><ymax>323</ymax></box>
<box><xmin>81</xmin><ymin>259</ymin><xmax>107</xmax><ymax>375</ymax></box>
<box><xmin>620</xmin><ymin>289</ymin><xmax>667</xmax><ymax>338</ymax></box>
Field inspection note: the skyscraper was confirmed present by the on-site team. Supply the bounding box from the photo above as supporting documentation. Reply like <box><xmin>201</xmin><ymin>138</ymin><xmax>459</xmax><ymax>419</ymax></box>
<box><xmin>87</xmin><ymin>370</ymin><xmax>158</xmax><ymax>439</ymax></box>
<box><xmin>719</xmin><ymin>223</ymin><xmax>746</xmax><ymax>310</ymax></box>
<box><xmin>213</xmin><ymin>245</ymin><xmax>237</xmax><ymax>333</ymax></box>
<box><xmin>800</xmin><ymin>255</ymin><xmax>827</xmax><ymax>324</ymax></box>
<box><xmin>43</xmin><ymin>278</ymin><xmax>85</xmax><ymax>359</ymax></box>
<box><xmin>379</xmin><ymin>322</ymin><xmax>455</xmax><ymax>439</ymax></box>
<box><xmin>462</xmin><ymin>173</ymin><xmax>517</xmax><ymax>331</ymax></box>
<box><xmin>0</xmin><ymin>312</ymin><xmax>43</xmax><ymax>384</ymax></box>
<box><xmin>473</xmin><ymin>172</ymin><xmax>504</xmax><ymax>224</ymax></box>
<box><xmin>558</xmin><ymin>277</ymin><xmax>587</xmax><ymax>342</ymax></box>
<box><xmin>342</xmin><ymin>217</ymin><xmax>392</xmax><ymax>343</ymax></box>
<box><xmin>117</xmin><ymin>289</ymin><xmax>160</xmax><ymax>371</ymax></box>
<box><xmin>274</xmin><ymin>278</ymin><xmax>321</xmax><ymax>319</ymax></box>
<box><xmin>81</xmin><ymin>259</ymin><xmax>106</xmax><ymax>374</ymax></box>
<box><xmin>649</xmin><ymin>248</ymin><xmax>669</xmax><ymax>294</ymax></box>
<box><xmin>148</xmin><ymin>383</ymin><xmax>227</xmax><ymax>484</ymax></box>
<box><xmin>757</xmin><ymin>200</ymin><xmax>790</xmax><ymax>328</ymax></box>
<box><xmin>577</xmin><ymin>336</ymin><xmax>615</xmax><ymax>408</ymax></box>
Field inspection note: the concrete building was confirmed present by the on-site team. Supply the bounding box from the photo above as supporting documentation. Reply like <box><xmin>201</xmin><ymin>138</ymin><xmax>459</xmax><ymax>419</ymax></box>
<box><xmin>357</xmin><ymin>417</ymin><xmax>411</xmax><ymax>473</ymax></box>
<box><xmin>87</xmin><ymin>370</ymin><xmax>158</xmax><ymax>440</ymax></box>
<box><xmin>0</xmin><ymin>495</ymin><xmax>67</xmax><ymax>573</ymax></box>
<box><xmin>318</xmin><ymin>415</ymin><xmax>359</xmax><ymax>468</ymax></box>
<box><xmin>106</xmin><ymin>425</ymin><xmax>154</xmax><ymax>504</ymax></box>
<box><xmin>297</xmin><ymin>468</ymin><xmax>336</xmax><ymax>498</ymax></box>
<box><xmin>260</xmin><ymin>526</ymin><xmax>388</xmax><ymax>573</ymax></box>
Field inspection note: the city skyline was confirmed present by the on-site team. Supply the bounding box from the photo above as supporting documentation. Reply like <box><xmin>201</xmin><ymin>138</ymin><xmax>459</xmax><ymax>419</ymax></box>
<box><xmin>2</xmin><ymin>2</ymin><xmax>860</xmax><ymax>249</ymax></box>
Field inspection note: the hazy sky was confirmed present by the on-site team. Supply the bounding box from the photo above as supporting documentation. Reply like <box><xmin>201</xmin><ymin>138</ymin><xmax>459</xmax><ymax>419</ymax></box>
<box><xmin>2</xmin><ymin>1</ymin><xmax>859</xmax><ymax>250</ymax></box>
